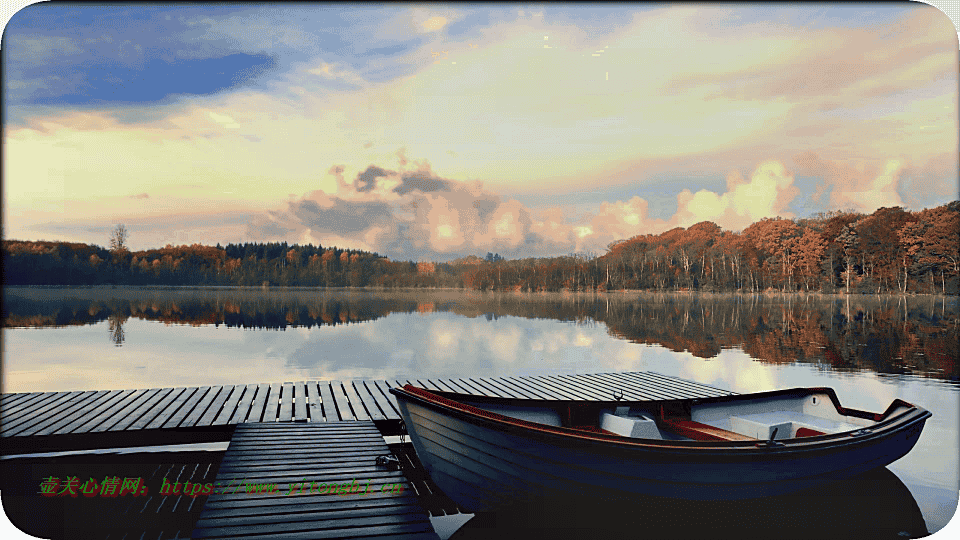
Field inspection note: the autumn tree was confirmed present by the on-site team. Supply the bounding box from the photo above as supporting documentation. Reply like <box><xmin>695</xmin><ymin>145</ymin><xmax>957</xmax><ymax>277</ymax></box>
<box><xmin>110</xmin><ymin>224</ymin><xmax>128</xmax><ymax>252</ymax></box>
<box><xmin>743</xmin><ymin>218</ymin><xmax>800</xmax><ymax>291</ymax></box>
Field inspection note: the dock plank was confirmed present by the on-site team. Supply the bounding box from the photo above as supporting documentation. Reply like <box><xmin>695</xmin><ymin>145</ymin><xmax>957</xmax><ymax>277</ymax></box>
<box><xmin>642</xmin><ymin>371</ymin><xmax>734</xmax><ymax>396</ymax></box>
<box><xmin>34</xmin><ymin>389</ymin><xmax>126</xmax><ymax>436</ymax></box>
<box><xmin>542</xmin><ymin>374</ymin><xmax>608</xmax><ymax>400</ymax></box>
<box><xmin>203</xmin><ymin>384</ymin><xmax>243</xmax><ymax>426</ymax></box>
<box><xmin>293</xmin><ymin>381</ymin><xmax>307</xmax><ymax>421</ymax></box>
<box><xmin>127</xmin><ymin>387</ymin><xmax>187</xmax><ymax>431</ymax></box>
<box><xmin>213</xmin><ymin>384</ymin><xmax>248</xmax><ymax>425</ymax></box>
<box><xmin>318</xmin><ymin>381</ymin><xmax>340</xmax><ymax>421</ymax></box>
<box><xmin>447</xmin><ymin>378</ymin><xmax>488</xmax><ymax>396</ymax></box>
<box><xmin>304</xmin><ymin>381</ymin><xmax>323</xmax><ymax>422</ymax></box>
<box><xmin>373</xmin><ymin>381</ymin><xmax>401</xmax><ymax>416</ymax></box>
<box><xmin>362</xmin><ymin>380</ymin><xmax>399</xmax><ymax>420</ymax></box>
<box><xmin>554</xmin><ymin>372</ymin><xmax>622</xmax><ymax>399</ymax></box>
<box><xmin>108</xmin><ymin>387</ymin><xmax>176</xmax><ymax>431</ymax></box>
<box><xmin>0</xmin><ymin>372</ymin><xmax>737</xmax><ymax>443</ymax></box>
<box><xmin>330</xmin><ymin>381</ymin><xmax>369</xmax><ymax>420</ymax></box>
<box><xmin>534</xmin><ymin>375</ymin><xmax>592</xmax><ymax>399</ymax></box>
<box><xmin>0</xmin><ymin>391</ymin><xmax>60</xmax><ymax>418</ymax></box>
<box><xmin>144</xmin><ymin>386</ymin><xmax>198</xmax><ymax>430</ymax></box>
<box><xmin>601</xmin><ymin>372</ymin><xmax>680</xmax><ymax>400</ymax></box>
<box><xmin>339</xmin><ymin>381</ymin><xmax>370</xmax><ymax>421</ymax></box>
<box><xmin>466</xmin><ymin>378</ymin><xmax>504</xmax><ymax>396</ymax></box>
<box><xmin>257</xmin><ymin>383</ymin><xmax>279</xmax><ymax>422</ymax></box>
<box><xmin>0</xmin><ymin>390</ymin><xmax>86</xmax><ymax>435</ymax></box>
<box><xmin>278</xmin><ymin>382</ymin><xmax>294</xmax><ymax>422</ymax></box>
<box><xmin>225</xmin><ymin>384</ymin><xmax>259</xmax><ymax>425</ymax></box>
<box><xmin>5</xmin><ymin>390</ymin><xmax>107</xmax><ymax>436</ymax></box>
<box><xmin>350</xmin><ymin>380</ymin><xmax>385</xmax><ymax>421</ymax></box>
<box><xmin>192</xmin><ymin>421</ymin><xmax>438</xmax><ymax>540</ymax></box>
<box><xmin>578</xmin><ymin>373</ymin><xmax>667</xmax><ymax>401</ymax></box>
<box><xmin>328</xmin><ymin>381</ymin><xmax>356</xmax><ymax>421</ymax></box>
<box><xmin>180</xmin><ymin>386</ymin><xmax>225</xmax><ymax>428</ymax></box>
<box><xmin>243</xmin><ymin>383</ymin><xmax>271</xmax><ymax>423</ymax></box>
<box><xmin>0</xmin><ymin>391</ymin><xmax>34</xmax><ymax>406</ymax></box>
<box><xmin>46</xmin><ymin>389</ymin><xmax>137</xmax><ymax>435</ymax></box>
<box><xmin>513</xmin><ymin>376</ymin><xmax>577</xmax><ymax>399</ymax></box>
<box><xmin>63</xmin><ymin>389</ymin><xmax>145</xmax><ymax>434</ymax></box>
<box><xmin>471</xmin><ymin>377</ymin><xmax>521</xmax><ymax>398</ymax></box>
<box><xmin>162</xmin><ymin>386</ymin><xmax>212</xmax><ymax>428</ymax></box>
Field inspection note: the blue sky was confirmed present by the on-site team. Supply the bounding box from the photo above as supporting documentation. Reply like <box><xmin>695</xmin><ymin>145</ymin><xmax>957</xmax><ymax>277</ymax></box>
<box><xmin>3</xmin><ymin>3</ymin><xmax>958</xmax><ymax>260</ymax></box>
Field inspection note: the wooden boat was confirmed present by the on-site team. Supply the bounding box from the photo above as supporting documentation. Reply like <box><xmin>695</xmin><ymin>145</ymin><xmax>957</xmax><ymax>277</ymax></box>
<box><xmin>389</xmin><ymin>385</ymin><xmax>930</xmax><ymax>511</ymax></box>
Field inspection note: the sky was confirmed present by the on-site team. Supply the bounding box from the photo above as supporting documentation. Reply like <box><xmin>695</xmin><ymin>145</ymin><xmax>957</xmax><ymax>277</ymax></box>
<box><xmin>3</xmin><ymin>3</ymin><xmax>959</xmax><ymax>261</ymax></box>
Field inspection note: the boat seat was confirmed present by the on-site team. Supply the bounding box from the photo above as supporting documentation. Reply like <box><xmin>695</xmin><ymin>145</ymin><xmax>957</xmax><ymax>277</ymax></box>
<box><xmin>729</xmin><ymin>412</ymin><xmax>862</xmax><ymax>439</ymax></box>
<box><xmin>600</xmin><ymin>412</ymin><xmax>662</xmax><ymax>439</ymax></box>
<box><xmin>659</xmin><ymin>417</ymin><xmax>757</xmax><ymax>442</ymax></box>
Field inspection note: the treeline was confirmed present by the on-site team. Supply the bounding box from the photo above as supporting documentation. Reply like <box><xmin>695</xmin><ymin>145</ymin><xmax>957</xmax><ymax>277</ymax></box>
<box><xmin>466</xmin><ymin>202</ymin><xmax>959</xmax><ymax>294</ymax></box>
<box><xmin>2</xmin><ymin>202</ymin><xmax>957</xmax><ymax>293</ymax></box>
<box><xmin>1</xmin><ymin>241</ymin><xmax>466</xmax><ymax>288</ymax></box>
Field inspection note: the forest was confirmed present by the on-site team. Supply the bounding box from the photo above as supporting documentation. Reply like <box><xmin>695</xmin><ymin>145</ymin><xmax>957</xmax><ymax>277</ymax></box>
<box><xmin>3</xmin><ymin>202</ymin><xmax>958</xmax><ymax>294</ymax></box>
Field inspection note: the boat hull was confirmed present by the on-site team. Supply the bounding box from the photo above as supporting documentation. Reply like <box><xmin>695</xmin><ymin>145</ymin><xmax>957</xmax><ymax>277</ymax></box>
<box><xmin>392</xmin><ymin>387</ymin><xmax>929</xmax><ymax>512</ymax></box>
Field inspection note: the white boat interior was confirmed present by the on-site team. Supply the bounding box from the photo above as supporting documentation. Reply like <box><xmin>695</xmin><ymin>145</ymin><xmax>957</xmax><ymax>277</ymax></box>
<box><xmin>454</xmin><ymin>391</ymin><xmax>911</xmax><ymax>442</ymax></box>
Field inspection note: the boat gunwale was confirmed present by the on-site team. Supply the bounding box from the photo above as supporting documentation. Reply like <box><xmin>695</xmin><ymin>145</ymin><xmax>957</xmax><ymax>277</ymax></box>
<box><xmin>391</xmin><ymin>385</ymin><xmax>931</xmax><ymax>455</ymax></box>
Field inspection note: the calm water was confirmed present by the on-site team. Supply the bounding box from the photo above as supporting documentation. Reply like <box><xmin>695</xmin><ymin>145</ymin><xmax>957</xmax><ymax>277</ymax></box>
<box><xmin>3</xmin><ymin>286</ymin><xmax>958</xmax><ymax>534</ymax></box>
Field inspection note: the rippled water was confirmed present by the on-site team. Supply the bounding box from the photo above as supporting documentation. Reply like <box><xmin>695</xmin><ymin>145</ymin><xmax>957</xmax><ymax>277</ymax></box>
<box><xmin>3</xmin><ymin>286</ymin><xmax>958</xmax><ymax>534</ymax></box>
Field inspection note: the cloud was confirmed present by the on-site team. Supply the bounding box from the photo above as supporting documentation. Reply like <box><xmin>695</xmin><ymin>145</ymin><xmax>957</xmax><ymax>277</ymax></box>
<box><xmin>421</xmin><ymin>16</ymin><xmax>448</xmax><ymax>32</ymax></box>
<box><xmin>246</xmin><ymin>156</ymin><xmax>568</xmax><ymax>260</ymax></box>
<box><xmin>665</xmin><ymin>6</ymin><xmax>956</xmax><ymax>104</ymax></box>
<box><xmin>673</xmin><ymin>160</ymin><xmax>800</xmax><ymax>231</ymax></box>
<box><xmin>207</xmin><ymin>111</ymin><xmax>239</xmax><ymax>129</ymax></box>
<box><xmin>246</xmin><ymin>154</ymin><xmax>813</xmax><ymax>260</ymax></box>
<box><xmin>794</xmin><ymin>152</ymin><xmax>907</xmax><ymax>213</ymax></box>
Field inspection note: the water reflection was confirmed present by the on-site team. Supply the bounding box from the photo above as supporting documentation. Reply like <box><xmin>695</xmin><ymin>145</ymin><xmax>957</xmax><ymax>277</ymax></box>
<box><xmin>4</xmin><ymin>288</ymin><xmax>956</xmax><ymax>383</ymax></box>
<box><xmin>449</xmin><ymin>467</ymin><xmax>928</xmax><ymax>539</ymax></box>
<box><xmin>107</xmin><ymin>314</ymin><xmax>126</xmax><ymax>346</ymax></box>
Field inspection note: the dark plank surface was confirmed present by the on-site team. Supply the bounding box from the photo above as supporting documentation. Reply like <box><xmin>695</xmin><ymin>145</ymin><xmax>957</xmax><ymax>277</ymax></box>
<box><xmin>318</xmin><ymin>380</ymin><xmax>340</xmax><ymax>422</ymax></box>
<box><xmin>244</xmin><ymin>383</ymin><xmax>272</xmax><ymax>423</ymax></box>
<box><xmin>293</xmin><ymin>381</ymin><xmax>307</xmax><ymax>421</ymax></box>
<box><xmin>602</xmin><ymin>372</ymin><xmax>680</xmax><ymax>400</ymax></box>
<box><xmin>264</xmin><ymin>382</ymin><xmax>282</xmax><ymax>422</ymax></box>
<box><xmin>1</xmin><ymin>372</ymin><xmax>737</xmax><ymax>443</ymax></box>
<box><xmin>278</xmin><ymin>382</ymin><xmax>294</xmax><ymax>422</ymax></box>
<box><xmin>128</xmin><ymin>387</ymin><xmax>187</xmax><ymax>430</ymax></box>
<box><xmin>351</xmin><ymin>381</ymin><xmax>387</xmax><ymax>421</ymax></box>
<box><xmin>1</xmin><ymin>390</ymin><xmax>87</xmax><ymax>435</ymax></box>
<box><xmin>11</xmin><ymin>390</ymin><xmax>110</xmax><ymax>436</ymax></box>
<box><xmin>162</xmin><ymin>386</ymin><xmax>212</xmax><ymax>428</ymax></box>
<box><xmin>225</xmin><ymin>384</ymin><xmax>259</xmax><ymax>425</ymax></box>
<box><xmin>192</xmin><ymin>421</ymin><xmax>439</xmax><ymax>539</ymax></box>
<box><xmin>43</xmin><ymin>389</ymin><xmax>134</xmax><ymax>435</ymax></box>
<box><xmin>371</xmin><ymin>380</ymin><xmax>402</xmax><ymax>420</ymax></box>
<box><xmin>328</xmin><ymin>380</ymin><xmax>359</xmax><ymax>421</ymax></box>
<box><xmin>181</xmin><ymin>385</ymin><xmax>225</xmax><ymax>428</ymax></box>
<box><xmin>342</xmin><ymin>380</ymin><xmax>374</xmax><ymax>421</ymax></box>
<box><xmin>145</xmin><ymin>386</ymin><xmax>199</xmax><ymax>430</ymax></box>
<box><xmin>213</xmin><ymin>384</ymin><xmax>248</xmax><ymax>425</ymax></box>
<box><xmin>108</xmin><ymin>387</ymin><xmax>176</xmax><ymax>432</ymax></box>
<box><xmin>304</xmin><ymin>381</ymin><xmax>323</xmax><ymax>422</ymax></box>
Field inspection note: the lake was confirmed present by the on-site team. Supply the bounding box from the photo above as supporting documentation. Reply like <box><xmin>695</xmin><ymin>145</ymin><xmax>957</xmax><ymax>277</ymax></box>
<box><xmin>2</xmin><ymin>286</ymin><xmax>958</xmax><ymax>535</ymax></box>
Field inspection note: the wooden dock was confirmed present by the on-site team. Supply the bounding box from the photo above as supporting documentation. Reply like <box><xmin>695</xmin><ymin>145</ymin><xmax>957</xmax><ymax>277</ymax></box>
<box><xmin>191</xmin><ymin>421</ymin><xmax>439</xmax><ymax>539</ymax></box>
<box><xmin>2</xmin><ymin>372</ymin><xmax>736</xmax><ymax>538</ymax></box>
<box><xmin>1</xmin><ymin>371</ymin><xmax>735</xmax><ymax>453</ymax></box>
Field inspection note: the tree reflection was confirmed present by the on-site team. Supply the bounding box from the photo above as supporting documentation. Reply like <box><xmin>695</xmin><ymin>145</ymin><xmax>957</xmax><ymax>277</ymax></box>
<box><xmin>3</xmin><ymin>289</ymin><xmax>957</xmax><ymax>383</ymax></box>
<box><xmin>108</xmin><ymin>314</ymin><xmax>126</xmax><ymax>346</ymax></box>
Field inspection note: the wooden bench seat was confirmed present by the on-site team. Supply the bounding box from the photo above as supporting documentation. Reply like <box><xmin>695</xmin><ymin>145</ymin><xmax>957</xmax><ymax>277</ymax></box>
<box><xmin>659</xmin><ymin>417</ymin><xmax>758</xmax><ymax>442</ymax></box>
